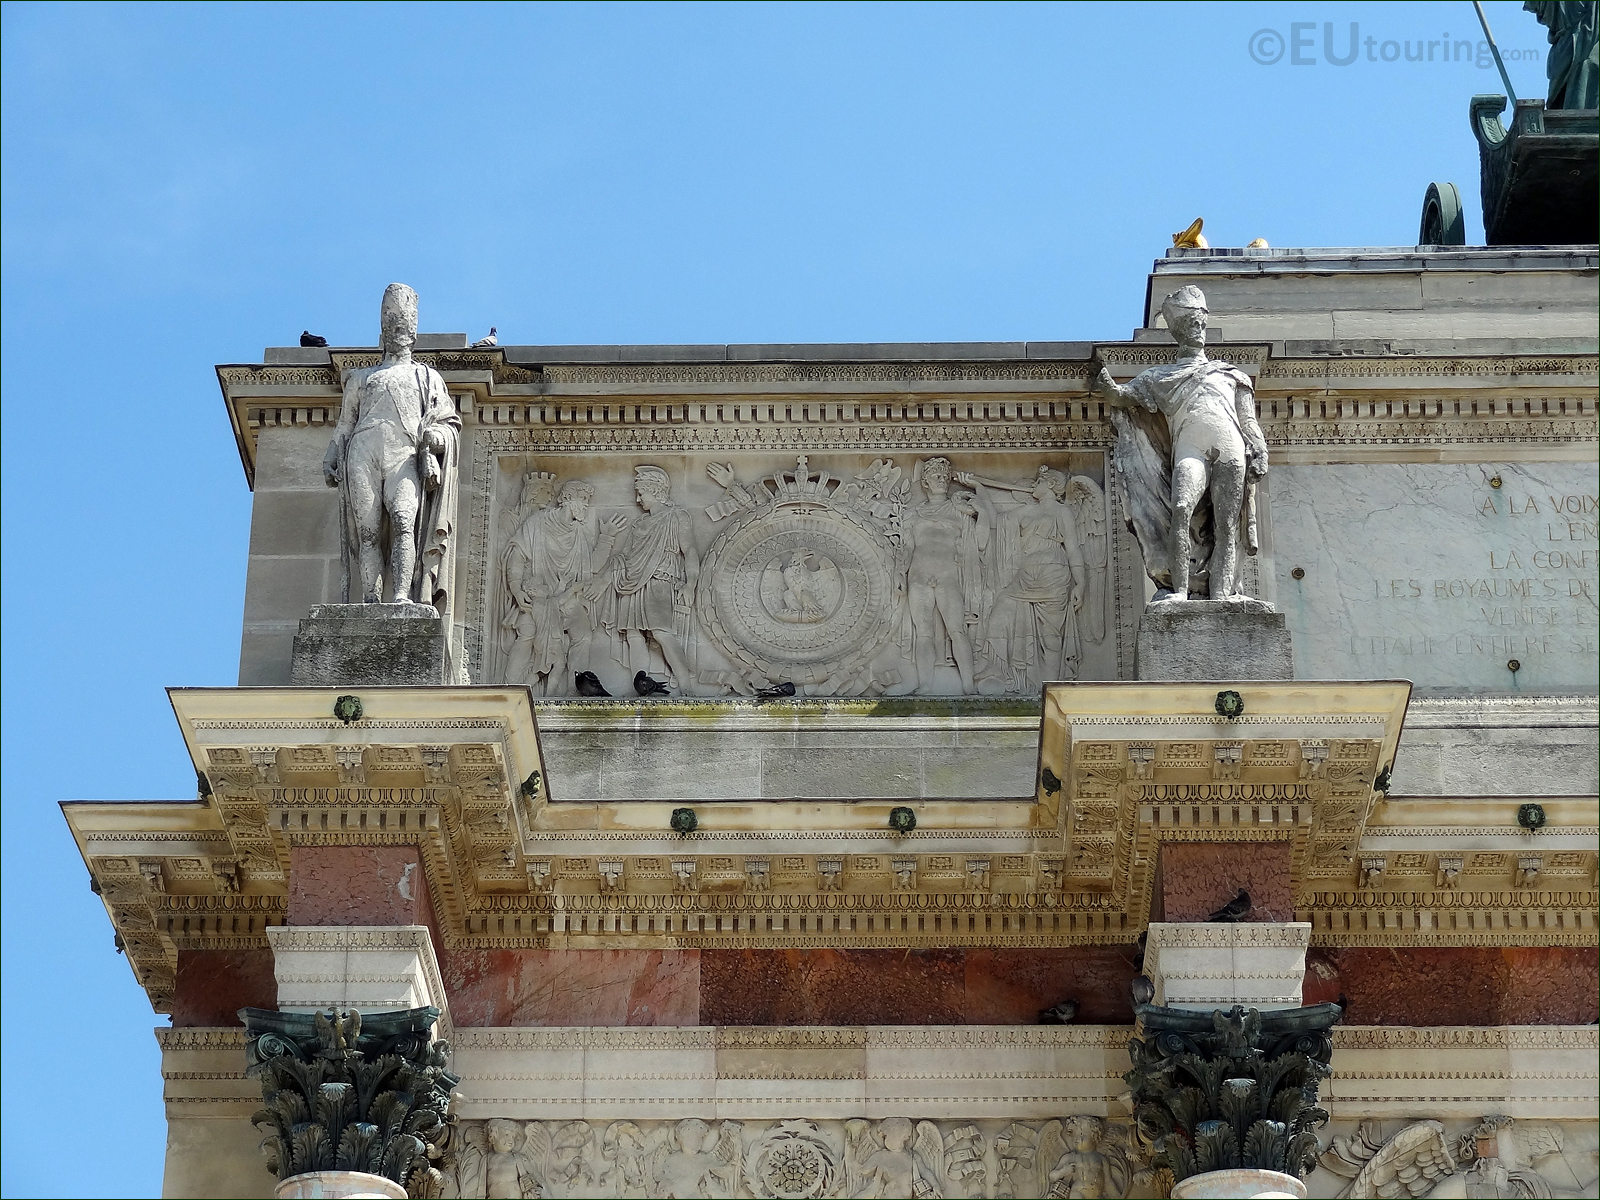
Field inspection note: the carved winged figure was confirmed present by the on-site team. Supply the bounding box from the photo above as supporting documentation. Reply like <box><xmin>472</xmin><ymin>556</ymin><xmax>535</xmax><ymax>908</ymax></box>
<box><xmin>649</xmin><ymin>1118</ymin><xmax>742</xmax><ymax>1198</ymax></box>
<box><xmin>439</xmin><ymin>1120</ymin><xmax>540</xmax><ymax>1200</ymax></box>
<box><xmin>1322</xmin><ymin>1120</ymin><xmax>1458</xmax><ymax>1198</ymax></box>
<box><xmin>845</xmin><ymin>1117</ymin><xmax>947</xmax><ymax>1199</ymax></box>
<box><xmin>1039</xmin><ymin>1116</ymin><xmax>1131</xmax><ymax>1200</ymax></box>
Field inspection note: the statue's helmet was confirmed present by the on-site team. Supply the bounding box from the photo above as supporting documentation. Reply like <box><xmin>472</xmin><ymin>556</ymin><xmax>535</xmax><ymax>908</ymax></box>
<box><xmin>380</xmin><ymin>282</ymin><xmax>419</xmax><ymax>346</ymax></box>
<box><xmin>1159</xmin><ymin>284</ymin><xmax>1208</xmax><ymax>327</ymax></box>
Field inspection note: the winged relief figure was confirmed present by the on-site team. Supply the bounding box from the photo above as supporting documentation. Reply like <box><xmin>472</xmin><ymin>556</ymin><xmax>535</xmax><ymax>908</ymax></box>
<box><xmin>845</xmin><ymin>1117</ymin><xmax>947</xmax><ymax>1198</ymax></box>
<box><xmin>648</xmin><ymin>1118</ymin><xmax>741</xmax><ymax>1198</ymax></box>
<box><xmin>1321</xmin><ymin>1120</ymin><xmax>1458</xmax><ymax>1198</ymax></box>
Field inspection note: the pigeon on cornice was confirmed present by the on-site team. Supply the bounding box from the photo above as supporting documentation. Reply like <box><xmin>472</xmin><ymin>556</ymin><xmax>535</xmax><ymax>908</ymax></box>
<box><xmin>634</xmin><ymin>670</ymin><xmax>671</xmax><ymax>697</ymax></box>
<box><xmin>574</xmin><ymin>671</ymin><xmax>611</xmax><ymax>697</ymax></box>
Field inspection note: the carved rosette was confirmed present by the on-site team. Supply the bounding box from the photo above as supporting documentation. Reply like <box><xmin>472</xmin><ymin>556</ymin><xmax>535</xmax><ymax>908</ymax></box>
<box><xmin>242</xmin><ymin>1005</ymin><xmax>458</xmax><ymax>1195</ymax></box>
<box><xmin>1125</xmin><ymin>1003</ymin><xmax>1340</xmax><ymax>1188</ymax></box>
<box><xmin>745</xmin><ymin>1120</ymin><xmax>841</xmax><ymax>1199</ymax></box>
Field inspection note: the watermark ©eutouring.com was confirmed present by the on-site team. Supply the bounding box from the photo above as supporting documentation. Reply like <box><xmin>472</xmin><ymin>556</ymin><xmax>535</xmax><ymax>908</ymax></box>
<box><xmin>1248</xmin><ymin>22</ymin><xmax>1542</xmax><ymax>68</ymax></box>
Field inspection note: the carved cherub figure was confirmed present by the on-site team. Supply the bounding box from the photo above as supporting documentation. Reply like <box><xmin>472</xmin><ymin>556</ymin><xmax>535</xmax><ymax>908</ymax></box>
<box><xmin>846</xmin><ymin>1116</ymin><xmax>947</xmax><ymax>1198</ymax></box>
<box><xmin>485</xmin><ymin>1119</ymin><xmax>539</xmax><ymax>1199</ymax></box>
<box><xmin>650</xmin><ymin>1118</ymin><xmax>741</xmax><ymax>1198</ymax></box>
<box><xmin>444</xmin><ymin>1120</ymin><xmax>540</xmax><ymax>1199</ymax></box>
<box><xmin>1041</xmin><ymin>1116</ymin><xmax>1129</xmax><ymax>1199</ymax></box>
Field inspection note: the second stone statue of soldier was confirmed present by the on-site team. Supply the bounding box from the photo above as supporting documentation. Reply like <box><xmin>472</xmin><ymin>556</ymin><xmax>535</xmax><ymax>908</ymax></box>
<box><xmin>1091</xmin><ymin>284</ymin><xmax>1268</xmax><ymax>602</ymax></box>
<box><xmin>322</xmin><ymin>283</ymin><xmax>462</xmax><ymax>624</ymax></box>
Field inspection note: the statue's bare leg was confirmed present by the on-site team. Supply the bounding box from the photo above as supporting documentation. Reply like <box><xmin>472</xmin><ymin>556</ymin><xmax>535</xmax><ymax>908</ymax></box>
<box><xmin>385</xmin><ymin>467</ymin><xmax>422</xmax><ymax>604</ymax></box>
<box><xmin>1208</xmin><ymin>455</ymin><xmax>1246</xmax><ymax>598</ymax></box>
<box><xmin>621</xmin><ymin>629</ymin><xmax>649</xmax><ymax>676</ymax></box>
<box><xmin>907</xmin><ymin>580</ymin><xmax>938</xmax><ymax>691</ymax></box>
<box><xmin>1168</xmin><ymin>457</ymin><xmax>1209</xmax><ymax>601</ymax></box>
<box><xmin>933</xmin><ymin>587</ymin><xmax>976</xmax><ymax>693</ymax></box>
<box><xmin>650</xmin><ymin>628</ymin><xmax>695</xmax><ymax>692</ymax></box>
<box><xmin>504</xmin><ymin>623</ymin><xmax>537</xmax><ymax>688</ymax></box>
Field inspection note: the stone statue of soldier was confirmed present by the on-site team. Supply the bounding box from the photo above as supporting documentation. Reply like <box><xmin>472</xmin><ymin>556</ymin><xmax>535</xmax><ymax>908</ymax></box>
<box><xmin>322</xmin><ymin>283</ymin><xmax>461</xmax><ymax>617</ymax></box>
<box><xmin>1092</xmin><ymin>284</ymin><xmax>1268</xmax><ymax>602</ymax></box>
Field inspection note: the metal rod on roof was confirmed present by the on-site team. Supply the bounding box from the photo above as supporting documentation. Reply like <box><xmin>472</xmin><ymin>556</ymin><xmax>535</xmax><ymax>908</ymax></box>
<box><xmin>1473</xmin><ymin>0</ymin><xmax>1520</xmax><ymax>106</ymax></box>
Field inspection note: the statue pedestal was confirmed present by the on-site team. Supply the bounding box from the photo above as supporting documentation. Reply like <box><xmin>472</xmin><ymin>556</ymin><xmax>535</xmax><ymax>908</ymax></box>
<box><xmin>1135</xmin><ymin>598</ymin><xmax>1293</xmax><ymax>681</ymax></box>
<box><xmin>289</xmin><ymin>603</ymin><xmax>446</xmax><ymax>686</ymax></box>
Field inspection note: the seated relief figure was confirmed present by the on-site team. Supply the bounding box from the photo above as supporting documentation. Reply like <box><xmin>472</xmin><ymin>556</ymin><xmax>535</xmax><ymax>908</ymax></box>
<box><xmin>1091</xmin><ymin>284</ymin><xmax>1269</xmax><ymax>602</ymax></box>
<box><xmin>498</xmin><ymin>479</ymin><xmax>625</xmax><ymax>695</ymax></box>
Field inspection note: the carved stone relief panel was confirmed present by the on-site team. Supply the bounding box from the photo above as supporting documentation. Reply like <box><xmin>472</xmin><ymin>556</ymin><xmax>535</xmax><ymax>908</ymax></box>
<box><xmin>475</xmin><ymin>452</ymin><xmax>1119</xmax><ymax>697</ymax></box>
<box><xmin>1311</xmin><ymin>1115</ymin><xmax>1600</xmax><ymax>1199</ymax></box>
<box><xmin>436</xmin><ymin>1115</ymin><xmax>1144</xmax><ymax>1199</ymax></box>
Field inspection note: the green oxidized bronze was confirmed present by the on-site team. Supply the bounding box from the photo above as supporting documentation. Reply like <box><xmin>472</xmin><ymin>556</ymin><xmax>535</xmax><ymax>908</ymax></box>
<box><xmin>333</xmin><ymin>694</ymin><xmax>364</xmax><ymax>724</ymax></box>
<box><xmin>1125</xmin><ymin>1002</ymin><xmax>1340</xmax><ymax>1189</ymax></box>
<box><xmin>241</xmin><ymin>1005</ymin><xmax>457</xmax><ymax>1193</ymax></box>
<box><xmin>670</xmin><ymin>806</ymin><xmax>699</xmax><ymax>834</ymax></box>
<box><xmin>1214</xmin><ymin>690</ymin><xmax>1245</xmax><ymax>720</ymax></box>
<box><xmin>888</xmin><ymin>806</ymin><xmax>917</xmax><ymax>833</ymax></box>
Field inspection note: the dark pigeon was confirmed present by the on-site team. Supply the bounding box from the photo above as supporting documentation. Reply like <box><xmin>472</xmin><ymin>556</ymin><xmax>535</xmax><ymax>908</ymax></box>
<box><xmin>300</xmin><ymin>330</ymin><xmax>328</xmax><ymax>347</ymax></box>
<box><xmin>754</xmin><ymin>681</ymin><xmax>796</xmax><ymax>701</ymax></box>
<box><xmin>1131</xmin><ymin>975</ymin><xmax>1155</xmax><ymax>1006</ymax></box>
<box><xmin>634</xmin><ymin>670</ymin><xmax>671</xmax><ymax>697</ymax></box>
<box><xmin>1038</xmin><ymin>999</ymin><xmax>1078</xmax><ymax>1024</ymax></box>
<box><xmin>1207</xmin><ymin>888</ymin><xmax>1252</xmax><ymax>923</ymax></box>
<box><xmin>472</xmin><ymin>326</ymin><xmax>498</xmax><ymax>348</ymax></box>
<box><xmin>1132</xmin><ymin>930</ymin><xmax>1148</xmax><ymax>972</ymax></box>
<box><xmin>574</xmin><ymin>671</ymin><xmax>611</xmax><ymax>697</ymax></box>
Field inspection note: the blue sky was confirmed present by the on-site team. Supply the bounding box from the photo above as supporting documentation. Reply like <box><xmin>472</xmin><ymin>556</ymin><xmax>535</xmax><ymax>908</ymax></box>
<box><xmin>0</xmin><ymin>2</ymin><xmax>1554</xmax><ymax>1195</ymax></box>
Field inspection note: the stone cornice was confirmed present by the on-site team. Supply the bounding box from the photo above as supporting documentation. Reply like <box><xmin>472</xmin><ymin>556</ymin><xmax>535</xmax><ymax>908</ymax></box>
<box><xmin>155</xmin><ymin>1022</ymin><xmax>1600</xmax><ymax>1123</ymax></box>
<box><xmin>216</xmin><ymin>346</ymin><xmax>1597</xmax><ymax>484</ymax></box>
<box><xmin>64</xmin><ymin>687</ymin><xmax>1598</xmax><ymax>1012</ymax></box>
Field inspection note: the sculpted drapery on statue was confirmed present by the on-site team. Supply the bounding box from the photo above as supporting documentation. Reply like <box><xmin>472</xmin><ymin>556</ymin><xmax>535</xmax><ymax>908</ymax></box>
<box><xmin>323</xmin><ymin>283</ymin><xmax>463</xmax><ymax>629</ymax></box>
<box><xmin>1092</xmin><ymin>285</ymin><xmax>1268</xmax><ymax>602</ymax></box>
<box><xmin>961</xmin><ymin>466</ymin><xmax>1090</xmax><ymax>694</ymax></box>
<box><xmin>498</xmin><ymin>480</ymin><xmax>625</xmax><ymax>695</ymax></box>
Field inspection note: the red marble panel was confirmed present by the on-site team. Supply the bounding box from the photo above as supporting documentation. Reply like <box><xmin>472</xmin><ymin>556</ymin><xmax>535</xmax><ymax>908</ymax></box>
<box><xmin>171</xmin><ymin>947</ymin><xmax>277</xmax><ymax>1026</ymax></box>
<box><xmin>1318</xmin><ymin>946</ymin><xmax>1599</xmax><ymax>1026</ymax></box>
<box><xmin>286</xmin><ymin>845</ymin><xmax>436</xmax><ymax>932</ymax></box>
<box><xmin>964</xmin><ymin>947</ymin><xmax>1140</xmax><ymax>1024</ymax></box>
<box><xmin>1157</xmin><ymin>841</ymin><xmax>1294</xmax><ymax>923</ymax></box>
<box><xmin>439</xmin><ymin>949</ymin><xmax>700</xmax><ymax>1026</ymax></box>
<box><xmin>700</xmin><ymin>949</ymin><xmax>966</xmax><ymax>1025</ymax></box>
